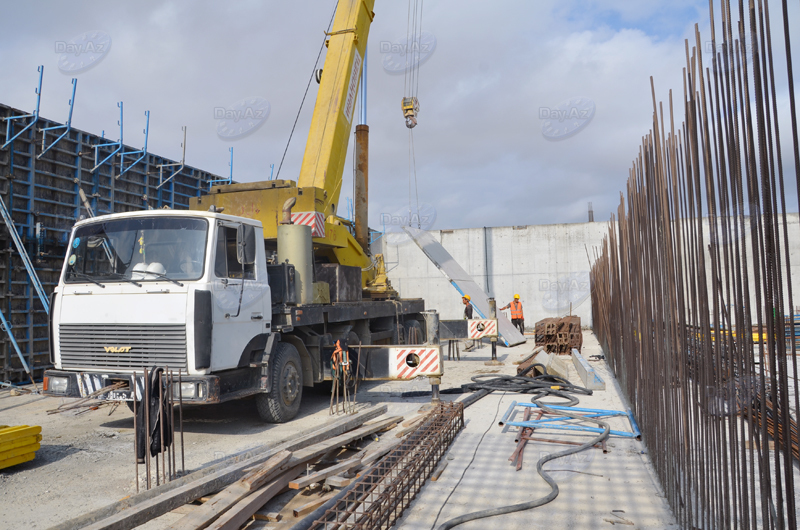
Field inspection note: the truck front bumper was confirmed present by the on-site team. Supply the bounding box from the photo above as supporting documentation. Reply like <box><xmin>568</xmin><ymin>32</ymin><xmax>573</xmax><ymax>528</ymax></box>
<box><xmin>43</xmin><ymin>370</ymin><xmax>221</xmax><ymax>404</ymax></box>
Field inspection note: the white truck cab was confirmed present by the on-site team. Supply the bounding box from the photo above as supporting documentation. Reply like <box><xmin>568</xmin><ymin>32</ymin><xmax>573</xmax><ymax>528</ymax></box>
<box><xmin>45</xmin><ymin>210</ymin><xmax>276</xmax><ymax>405</ymax></box>
<box><xmin>43</xmin><ymin>209</ymin><xmax>437</xmax><ymax>422</ymax></box>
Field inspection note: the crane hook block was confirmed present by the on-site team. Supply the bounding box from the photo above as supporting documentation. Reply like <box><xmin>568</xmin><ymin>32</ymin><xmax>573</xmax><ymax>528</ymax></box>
<box><xmin>402</xmin><ymin>97</ymin><xmax>420</xmax><ymax>129</ymax></box>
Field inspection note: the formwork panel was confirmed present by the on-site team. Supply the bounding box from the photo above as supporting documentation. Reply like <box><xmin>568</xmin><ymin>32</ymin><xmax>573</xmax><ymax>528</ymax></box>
<box><xmin>0</xmin><ymin>103</ymin><xmax>222</xmax><ymax>383</ymax></box>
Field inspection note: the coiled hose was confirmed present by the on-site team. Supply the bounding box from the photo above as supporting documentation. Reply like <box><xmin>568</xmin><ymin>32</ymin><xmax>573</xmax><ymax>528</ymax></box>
<box><xmin>420</xmin><ymin>373</ymin><xmax>609</xmax><ymax>530</ymax></box>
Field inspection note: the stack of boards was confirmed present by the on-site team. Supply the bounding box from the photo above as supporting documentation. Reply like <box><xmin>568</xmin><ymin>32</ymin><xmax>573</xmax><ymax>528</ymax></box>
<box><xmin>0</xmin><ymin>425</ymin><xmax>41</xmax><ymax>470</ymax></box>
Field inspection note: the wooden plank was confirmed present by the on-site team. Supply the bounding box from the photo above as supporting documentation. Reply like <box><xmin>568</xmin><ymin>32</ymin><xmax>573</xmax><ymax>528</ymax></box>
<box><xmin>0</xmin><ymin>434</ymin><xmax>42</xmax><ymax>453</ymax></box>
<box><xmin>166</xmin><ymin>417</ymin><xmax>397</xmax><ymax>530</ymax></box>
<box><xmin>206</xmin><ymin>464</ymin><xmax>305</xmax><ymax>530</ymax></box>
<box><xmin>360</xmin><ymin>438</ymin><xmax>403</xmax><ymax>467</ymax></box>
<box><xmin>205</xmin><ymin>418</ymin><xmax>400</xmax><ymax>530</ymax></box>
<box><xmin>66</xmin><ymin>405</ymin><xmax>387</xmax><ymax>530</ymax></box>
<box><xmin>292</xmin><ymin>496</ymin><xmax>332</xmax><ymax>518</ymax></box>
<box><xmin>169</xmin><ymin>505</ymin><xmax>198</xmax><ymax>515</ymax></box>
<box><xmin>0</xmin><ymin>442</ymin><xmax>40</xmax><ymax>461</ymax></box>
<box><xmin>401</xmin><ymin>414</ymin><xmax>427</xmax><ymax>428</ymax></box>
<box><xmin>288</xmin><ymin>457</ymin><xmax>361</xmax><ymax>489</ymax></box>
<box><xmin>431</xmin><ymin>461</ymin><xmax>448</xmax><ymax>481</ymax></box>
<box><xmin>240</xmin><ymin>451</ymin><xmax>293</xmax><ymax>491</ymax></box>
<box><xmin>167</xmin><ymin>451</ymin><xmax>292</xmax><ymax>530</ymax></box>
<box><xmin>0</xmin><ymin>451</ymin><xmax>35</xmax><ymax>470</ymax></box>
<box><xmin>324</xmin><ymin>475</ymin><xmax>351</xmax><ymax>488</ymax></box>
<box><xmin>252</xmin><ymin>511</ymin><xmax>281</xmax><ymax>522</ymax></box>
<box><xmin>0</xmin><ymin>425</ymin><xmax>41</xmax><ymax>443</ymax></box>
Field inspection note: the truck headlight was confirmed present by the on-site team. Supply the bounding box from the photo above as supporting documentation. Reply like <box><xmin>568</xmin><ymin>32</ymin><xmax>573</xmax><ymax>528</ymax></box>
<box><xmin>47</xmin><ymin>376</ymin><xmax>69</xmax><ymax>394</ymax></box>
<box><xmin>173</xmin><ymin>382</ymin><xmax>197</xmax><ymax>399</ymax></box>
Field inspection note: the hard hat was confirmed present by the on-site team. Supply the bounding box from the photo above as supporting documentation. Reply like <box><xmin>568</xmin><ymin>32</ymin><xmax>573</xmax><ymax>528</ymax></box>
<box><xmin>514</xmin><ymin>294</ymin><xmax>520</xmax><ymax>299</ymax></box>
<box><xmin>463</xmin><ymin>295</ymin><xmax>471</xmax><ymax>301</ymax></box>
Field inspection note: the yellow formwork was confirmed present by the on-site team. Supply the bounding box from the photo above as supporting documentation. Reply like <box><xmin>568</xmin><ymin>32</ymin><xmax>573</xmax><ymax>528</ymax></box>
<box><xmin>0</xmin><ymin>425</ymin><xmax>41</xmax><ymax>470</ymax></box>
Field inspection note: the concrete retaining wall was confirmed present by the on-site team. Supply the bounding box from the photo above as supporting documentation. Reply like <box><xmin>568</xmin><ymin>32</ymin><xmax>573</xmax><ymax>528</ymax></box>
<box><xmin>378</xmin><ymin>214</ymin><xmax>800</xmax><ymax>330</ymax></box>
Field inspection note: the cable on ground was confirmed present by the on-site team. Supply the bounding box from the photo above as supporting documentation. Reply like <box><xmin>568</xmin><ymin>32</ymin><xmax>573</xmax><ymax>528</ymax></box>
<box><xmin>416</xmin><ymin>372</ymin><xmax>608</xmax><ymax>530</ymax></box>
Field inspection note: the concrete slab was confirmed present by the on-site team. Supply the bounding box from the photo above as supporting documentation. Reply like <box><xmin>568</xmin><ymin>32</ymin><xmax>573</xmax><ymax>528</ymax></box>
<box><xmin>393</xmin><ymin>331</ymin><xmax>679</xmax><ymax>529</ymax></box>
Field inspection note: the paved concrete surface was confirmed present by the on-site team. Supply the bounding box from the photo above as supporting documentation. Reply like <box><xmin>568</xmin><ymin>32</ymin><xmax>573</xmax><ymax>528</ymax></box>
<box><xmin>393</xmin><ymin>332</ymin><xmax>679</xmax><ymax>530</ymax></box>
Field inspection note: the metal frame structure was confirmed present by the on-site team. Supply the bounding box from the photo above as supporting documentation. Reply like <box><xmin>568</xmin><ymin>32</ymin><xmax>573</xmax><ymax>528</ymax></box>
<box><xmin>0</xmin><ymin>102</ymin><xmax>222</xmax><ymax>383</ymax></box>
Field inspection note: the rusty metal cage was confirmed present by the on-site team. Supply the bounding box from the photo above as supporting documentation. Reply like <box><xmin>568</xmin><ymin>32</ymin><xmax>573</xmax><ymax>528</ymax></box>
<box><xmin>310</xmin><ymin>401</ymin><xmax>464</xmax><ymax>529</ymax></box>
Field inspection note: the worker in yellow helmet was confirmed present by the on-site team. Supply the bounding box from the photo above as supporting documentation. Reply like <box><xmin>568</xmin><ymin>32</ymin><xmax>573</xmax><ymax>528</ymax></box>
<box><xmin>501</xmin><ymin>294</ymin><xmax>525</xmax><ymax>334</ymax></box>
<box><xmin>462</xmin><ymin>294</ymin><xmax>473</xmax><ymax>319</ymax></box>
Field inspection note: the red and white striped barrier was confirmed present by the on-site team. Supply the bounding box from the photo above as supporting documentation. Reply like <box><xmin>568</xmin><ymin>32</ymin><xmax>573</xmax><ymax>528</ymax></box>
<box><xmin>468</xmin><ymin>319</ymin><xmax>498</xmax><ymax>339</ymax></box>
<box><xmin>390</xmin><ymin>348</ymin><xmax>442</xmax><ymax>379</ymax></box>
<box><xmin>291</xmin><ymin>211</ymin><xmax>326</xmax><ymax>238</ymax></box>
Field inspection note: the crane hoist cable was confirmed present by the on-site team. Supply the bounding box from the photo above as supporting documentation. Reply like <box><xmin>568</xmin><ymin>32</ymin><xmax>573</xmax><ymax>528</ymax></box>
<box><xmin>275</xmin><ymin>2</ymin><xmax>338</xmax><ymax>180</ymax></box>
<box><xmin>408</xmin><ymin>128</ymin><xmax>421</xmax><ymax>228</ymax></box>
<box><xmin>401</xmin><ymin>0</ymin><xmax>424</xmax><ymax>129</ymax></box>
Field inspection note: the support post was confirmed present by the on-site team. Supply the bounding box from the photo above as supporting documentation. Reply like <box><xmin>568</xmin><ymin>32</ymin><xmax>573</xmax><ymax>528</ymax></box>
<box><xmin>354</xmin><ymin>124</ymin><xmax>369</xmax><ymax>251</ymax></box>
<box><xmin>488</xmin><ymin>298</ymin><xmax>497</xmax><ymax>360</ymax></box>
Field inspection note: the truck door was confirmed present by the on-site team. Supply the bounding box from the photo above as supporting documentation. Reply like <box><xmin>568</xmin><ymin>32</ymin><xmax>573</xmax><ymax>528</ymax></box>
<box><xmin>210</xmin><ymin>222</ymin><xmax>265</xmax><ymax>371</ymax></box>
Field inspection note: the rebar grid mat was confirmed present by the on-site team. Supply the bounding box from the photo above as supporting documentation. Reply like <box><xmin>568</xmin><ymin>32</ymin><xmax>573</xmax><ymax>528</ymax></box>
<box><xmin>309</xmin><ymin>401</ymin><xmax>464</xmax><ymax>529</ymax></box>
<box><xmin>589</xmin><ymin>0</ymin><xmax>800</xmax><ymax>527</ymax></box>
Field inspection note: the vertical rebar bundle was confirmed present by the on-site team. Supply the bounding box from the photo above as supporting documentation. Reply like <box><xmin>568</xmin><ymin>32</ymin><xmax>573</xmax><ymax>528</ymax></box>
<box><xmin>590</xmin><ymin>2</ymin><xmax>799</xmax><ymax>528</ymax></box>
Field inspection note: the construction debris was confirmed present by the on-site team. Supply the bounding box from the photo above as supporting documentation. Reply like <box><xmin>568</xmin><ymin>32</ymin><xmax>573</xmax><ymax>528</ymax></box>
<box><xmin>534</xmin><ymin>316</ymin><xmax>582</xmax><ymax>353</ymax></box>
<box><xmin>49</xmin><ymin>405</ymin><xmax>389</xmax><ymax>530</ymax></box>
<box><xmin>0</xmin><ymin>425</ymin><xmax>42</xmax><ymax>470</ymax></box>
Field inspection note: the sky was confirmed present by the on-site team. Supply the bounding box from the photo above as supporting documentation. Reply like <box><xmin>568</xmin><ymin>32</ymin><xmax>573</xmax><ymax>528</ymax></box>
<box><xmin>0</xmin><ymin>0</ymin><xmax>797</xmax><ymax>232</ymax></box>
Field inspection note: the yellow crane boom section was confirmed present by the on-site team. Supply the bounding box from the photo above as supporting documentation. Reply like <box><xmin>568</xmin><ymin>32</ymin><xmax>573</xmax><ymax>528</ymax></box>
<box><xmin>191</xmin><ymin>0</ymin><xmax>378</xmax><ymax>286</ymax></box>
<box><xmin>297</xmin><ymin>0</ymin><xmax>375</xmax><ymax>219</ymax></box>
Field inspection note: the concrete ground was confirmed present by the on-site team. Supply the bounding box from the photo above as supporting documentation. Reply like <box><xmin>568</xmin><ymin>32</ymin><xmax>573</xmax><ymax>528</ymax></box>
<box><xmin>0</xmin><ymin>331</ymin><xmax>678</xmax><ymax>529</ymax></box>
<box><xmin>393</xmin><ymin>332</ymin><xmax>679</xmax><ymax>530</ymax></box>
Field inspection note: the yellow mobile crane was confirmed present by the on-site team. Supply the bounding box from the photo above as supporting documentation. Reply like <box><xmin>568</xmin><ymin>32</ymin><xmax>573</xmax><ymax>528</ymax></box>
<box><xmin>45</xmin><ymin>0</ymin><xmax>439</xmax><ymax>424</ymax></box>
<box><xmin>190</xmin><ymin>0</ymin><xmax>388</xmax><ymax>292</ymax></box>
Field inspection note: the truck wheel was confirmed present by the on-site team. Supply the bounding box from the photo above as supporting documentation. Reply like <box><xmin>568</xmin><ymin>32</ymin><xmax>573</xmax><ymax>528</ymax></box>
<box><xmin>256</xmin><ymin>342</ymin><xmax>303</xmax><ymax>423</ymax></box>
<box><xmin>405</xmin><ymin>320</ymin><xmax>423</xmax><ymax>345</ymax></box>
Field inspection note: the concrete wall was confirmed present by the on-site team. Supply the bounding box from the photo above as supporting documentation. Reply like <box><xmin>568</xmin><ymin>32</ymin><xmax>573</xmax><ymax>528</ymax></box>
<box><xmin>378</xmin><ymin>214</ymin><xmax>800</xmax><ymax>330</ymax></box>
<box><xmin>378</xmin><ymin>221</ymin><xmax>610</xmax><ymax>327</ymax></box>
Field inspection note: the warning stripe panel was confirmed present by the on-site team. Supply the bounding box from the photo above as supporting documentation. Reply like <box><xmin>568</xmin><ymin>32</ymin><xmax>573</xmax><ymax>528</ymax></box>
<box><xmin>291</xmin><ymin>212</ymin><xmax>326</xmax><ymax>238</ymax></box>
<box><xmin>392</xmin><ymin>348</ymin><xmax>441</xmax><ymax>379</ymax></box>
<box><xmin>468</xmin><ymin>319</ymin><xmax>498</xmax><ymax>339</ymax></box>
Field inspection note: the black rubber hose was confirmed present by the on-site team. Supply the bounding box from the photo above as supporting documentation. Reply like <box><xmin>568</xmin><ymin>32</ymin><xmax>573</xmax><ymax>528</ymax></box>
<box><xmin>435</xmin><ymin>400</ymin><xmax>610</xmax><ymax>530</ymax></box>
<box><xmin>401</xmin><ymin>374</ymin><xmax>593</xmax><ymax>401</ymax></box>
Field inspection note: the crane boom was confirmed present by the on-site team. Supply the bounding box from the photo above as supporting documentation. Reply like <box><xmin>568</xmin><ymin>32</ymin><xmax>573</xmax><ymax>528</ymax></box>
<box><xmin>190</xmin><ymin>0</ymin><xmax>387</xmax><ymax>291</ymax></box>
<box><xmin>297</xmin><ymin>0</ymin><xmax>375</xmax><ymax>219</ymax></box>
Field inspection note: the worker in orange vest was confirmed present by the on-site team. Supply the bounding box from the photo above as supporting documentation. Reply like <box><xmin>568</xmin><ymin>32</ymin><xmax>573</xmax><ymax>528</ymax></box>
<box><xmin>462</xmin><ymin>294</ymin><xmax>473</xmax><ymax>319</ymax></box>
<box><xmin>501</xmin><ymin>294</ymin><xmax>525</xmax><ymax>334</ymax></box>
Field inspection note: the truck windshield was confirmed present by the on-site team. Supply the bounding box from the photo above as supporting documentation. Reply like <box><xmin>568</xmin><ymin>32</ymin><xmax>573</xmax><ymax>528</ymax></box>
<box><xmin>64</xmin><ymin>217</ymin><xmax>208</xmax><ymax>284</ymax></box>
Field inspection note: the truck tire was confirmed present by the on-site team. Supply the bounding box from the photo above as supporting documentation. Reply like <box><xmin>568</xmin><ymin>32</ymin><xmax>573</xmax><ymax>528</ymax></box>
<box><xmin>256</xmin><ymin>342</ymin><xmax>303</xmax><ymax>423</ymax></box>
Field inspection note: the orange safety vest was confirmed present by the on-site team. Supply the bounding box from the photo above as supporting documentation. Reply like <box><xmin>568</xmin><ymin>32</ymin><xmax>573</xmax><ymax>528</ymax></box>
<box><xmin>331</xmin><ymin>341</ymin><xmax>349</xmax><ymax>371</ymax></box>
<box><xmin>510</xmin><ymin>300</ymin><xmax>524</xmax><ymax>320</ymax></box>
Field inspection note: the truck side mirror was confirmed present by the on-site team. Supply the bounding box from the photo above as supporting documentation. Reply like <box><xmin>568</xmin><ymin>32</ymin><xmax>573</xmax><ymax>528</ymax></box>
<box><xmin>236</xmin><ymin>224</ymin><xmax>257</xmax><ymax>265</ymax></box>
